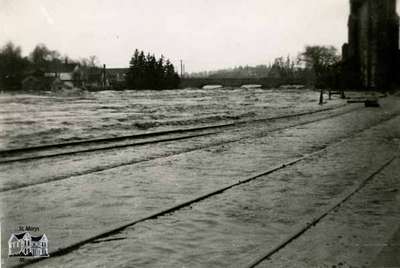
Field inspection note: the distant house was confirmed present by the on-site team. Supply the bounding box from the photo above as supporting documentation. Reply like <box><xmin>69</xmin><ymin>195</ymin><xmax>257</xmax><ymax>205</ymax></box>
<box><xmin>106</xmin><ymin>68</ymin><xmax>128</xmax><ymax>86</ymax></box>
<box><xmin>106</xmin><ymin>68</ymin><xmax>128</xmax><ymax>82</ymax></box>
<box><xmin>45</xmin><ymin>64</ymin><xmax>81</xmax><ymax>83</ymax></box>
<box><xmin>44</xmin><ymin>64</ymin><xmax>86</xmax><ymax>89</ymax></box>
<box><xmin>23</xmin><ymin>65</ymin><xmax>129</xmax><ymax>90</ymax></box>
<box><xmin>73</xmin><ymin>66</ymin><xmax>104</xmax><ymax>89</ymax></box>
<box><xmin>8</xmin><ymin>232</ymin><xmax>49</xmax><ymax>257</ymax></box>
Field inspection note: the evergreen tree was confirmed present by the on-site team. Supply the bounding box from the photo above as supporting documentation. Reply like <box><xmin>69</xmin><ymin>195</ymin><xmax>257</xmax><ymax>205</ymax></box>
<box><xmin>127</xmin><ymin>49</ymin><xmax>140</xmax><ymax>88</ymax></box>
<box><xmin>127</xmin><ymin>50</ymin><xmax>180</xmax><ymax>89</ymax></box>
<box><xmin>164</xmin><ymin>60</ymin><xmax>180</xmax><ymax>89</ymax></box>
<box><xmin>155</xmin><ymin>55</ymin><xmax>165</xmax><ymax>89</ymax></box>
<box><xmin>145</xmin><ymin>53</ymin><xmax>157</xmax><ymax>89</ymax></box>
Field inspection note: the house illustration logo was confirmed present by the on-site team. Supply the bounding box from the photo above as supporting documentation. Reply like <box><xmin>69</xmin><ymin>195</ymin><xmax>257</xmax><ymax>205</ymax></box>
<box><xmin>8</xmin><ymin>231</ymin><xmax>49</xmax><ymax>258</ymax></box>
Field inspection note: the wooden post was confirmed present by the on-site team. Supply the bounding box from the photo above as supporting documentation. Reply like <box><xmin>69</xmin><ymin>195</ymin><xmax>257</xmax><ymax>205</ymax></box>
<box><xmin>319</xmin><ymin>89</ymin><xmax>324</xmax><ymax>105</ymax></box>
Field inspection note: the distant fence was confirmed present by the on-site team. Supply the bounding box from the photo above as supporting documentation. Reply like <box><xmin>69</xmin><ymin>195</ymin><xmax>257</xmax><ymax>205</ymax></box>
<box><xmin>179</xmin><ymin>77</ymin><xmax>307</xmax><ymax>89</ymax></box>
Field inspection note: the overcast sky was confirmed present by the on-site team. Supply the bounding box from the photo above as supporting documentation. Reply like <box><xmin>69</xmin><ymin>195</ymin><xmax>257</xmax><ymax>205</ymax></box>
<box><xmin>1</xmin><ymin>0</ymin><xmax>399</xmax><ymax>72</ymax></box>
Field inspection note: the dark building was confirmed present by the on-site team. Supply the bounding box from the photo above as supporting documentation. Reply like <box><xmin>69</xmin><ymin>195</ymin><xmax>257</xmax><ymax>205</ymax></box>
<box><xmin>342</xmin><ymin>0</ymin><xmax>399</xmax><ymax>89</ymax></box>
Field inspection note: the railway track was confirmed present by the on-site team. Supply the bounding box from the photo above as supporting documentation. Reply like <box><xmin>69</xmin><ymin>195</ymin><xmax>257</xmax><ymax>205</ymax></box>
<box><xmin>0</xmin><ymin>105</ymin><xmax>348</xmax><ymax>164</ymax></box>
<box><xmin>12</xmin><ymin>110</ymin><xmax>399</xmax><ymax>268</ymax></box>
<box><xmin>246</xmin><ymin>155</ymin><xmax>397</xmax><ymax>268</ymax></box>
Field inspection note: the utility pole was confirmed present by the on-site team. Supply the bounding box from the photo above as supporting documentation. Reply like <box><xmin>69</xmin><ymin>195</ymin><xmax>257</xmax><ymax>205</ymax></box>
<box><xmin>180</xmin><ymin>60</ymin><xmax>183</xmax><ymax>78</ymax></box>
<box><xmin>103</xmin><ymin>64</ymin><xmax>106</xmax><ymax>89</ymax></box>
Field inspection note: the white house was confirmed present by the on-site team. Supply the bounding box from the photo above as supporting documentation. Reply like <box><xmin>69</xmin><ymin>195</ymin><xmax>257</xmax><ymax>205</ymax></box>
<box><xmin>44</xmin><ymin>64</ymin><xmax>80</xmax><ymax>82</ymax></box>
<box><xmin>8</xmin><ymin>232</ymin><xmax>49</xmax><ymax>257</ymax></box>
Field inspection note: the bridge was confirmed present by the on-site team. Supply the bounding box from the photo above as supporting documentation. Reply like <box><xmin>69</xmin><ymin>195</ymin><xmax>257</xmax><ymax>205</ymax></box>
<box><xmin>179</xmin><ymin>77</ymin><xmax>306</xmax><ymax>89</ymax></box>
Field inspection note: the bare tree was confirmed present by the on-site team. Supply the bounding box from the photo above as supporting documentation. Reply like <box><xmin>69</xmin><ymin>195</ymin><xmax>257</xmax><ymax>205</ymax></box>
<box><xmin>298</xmin><ymin>45</ymin><xmax>341</xmax><ymax>88</ymax></box>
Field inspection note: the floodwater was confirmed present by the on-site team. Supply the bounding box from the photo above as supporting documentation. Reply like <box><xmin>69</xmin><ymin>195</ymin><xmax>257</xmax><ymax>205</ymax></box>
<box><xmin>0</xmin><ymin>88</ymin><xmax>330</xmax><ymax>150</ymax></box>
<box><xmin>2</xmin><ymin>88</ymin><xmax>398</xmax><ymax>267</ymax></box>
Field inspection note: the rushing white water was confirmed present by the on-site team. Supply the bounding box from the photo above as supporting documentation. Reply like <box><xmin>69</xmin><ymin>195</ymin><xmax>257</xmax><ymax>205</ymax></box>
<box><xmin>0</xmin><ymin>88</ymin><xmax>329</xmax><ymax>150</ymax></box>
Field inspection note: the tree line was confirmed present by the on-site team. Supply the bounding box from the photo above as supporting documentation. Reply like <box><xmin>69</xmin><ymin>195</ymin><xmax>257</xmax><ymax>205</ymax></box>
<box><xmin>0</xmin><ymin>41</ymin><xmax>100</xmax><ymax>90</ymax></box>
<box><xmin>0</xmin><ymin>42</ymin><xmax>180</xmax><ymax>91</ymax></box>
<box><xmin>0</xmin><ymin>40</ymin><xmax>342</xmax><ymax>91</ymax></box>
<box><xmin>190</xmin><ymin>56</ymin><xmax>299</xmax><ymax>80</ymax></box>
<box><xmin>127</xmin><ymin>49</ymin><xmax>180</xmax><ymax>90</ymax></box>
<box><xmin>190</xmin><ymin>46</ymin><xmax>342</xmax><ymax>89</ymax></box>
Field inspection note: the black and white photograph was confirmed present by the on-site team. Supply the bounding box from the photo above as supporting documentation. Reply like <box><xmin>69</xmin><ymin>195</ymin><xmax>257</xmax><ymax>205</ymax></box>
<box><xmin>1</xmin><ymin>0</ymin><xmax>400</xmax><ymax>267</ymax></box>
